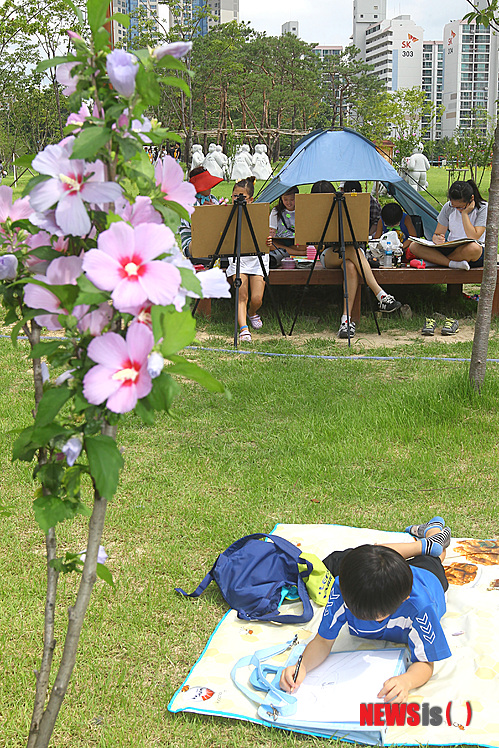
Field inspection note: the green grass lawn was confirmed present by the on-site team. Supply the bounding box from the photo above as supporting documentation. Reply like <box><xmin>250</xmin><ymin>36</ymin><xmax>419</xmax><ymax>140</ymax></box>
<box><xmin>0</xmin><ymin>331</ymin><xmax>498</xmax><ymax>746</ymax></box>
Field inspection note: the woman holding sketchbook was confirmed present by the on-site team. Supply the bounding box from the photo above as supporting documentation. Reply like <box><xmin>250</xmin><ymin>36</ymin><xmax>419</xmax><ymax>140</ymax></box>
<box><xmin>408</xmin><ymin>179</ymin><xmax>487</xmax><ymax>271</ymax></box>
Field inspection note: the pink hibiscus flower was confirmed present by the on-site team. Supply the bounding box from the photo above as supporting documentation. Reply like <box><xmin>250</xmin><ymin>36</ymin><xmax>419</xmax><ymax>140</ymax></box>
<box><xmin>82</xmin><ymin>221</ymin><xmax>181</xmax><ymax>314</ymax></box>
<box><xmin>155</xmin><ymin>156</ymin><xmax>197</xmax><ymax>216</ymax></box>
<box><xmin>56</xmin><ymin>62</ymin><xmax>79</xmax><ymax>96</ymax></box>
<box><xmin>24</xmin><ymin>255</ymin><xmax>111</xmax><ymax>335</ymax></box>
<box><xmin>0</xmin><ymin>186</ymin><xmax>32</xmax><ymax>223</ymax></box>
<box><xmin>24</xmin><ymin>255</ymin><xmax>83</xmax><ymax>330</ymax></box>
<box><xmin>30</xmin><ymin>137</ymin><xmax>122</xmax><ymax>237</ymax></box>
<box><xmin>83</xmin><ymin>325</ymin><xmax>154</xmax><ymax>413</ymax></box>
<box><xmin>114</xmin><ymin>196</ymin><xmax>162</xmax><ymax>226</ymax></box>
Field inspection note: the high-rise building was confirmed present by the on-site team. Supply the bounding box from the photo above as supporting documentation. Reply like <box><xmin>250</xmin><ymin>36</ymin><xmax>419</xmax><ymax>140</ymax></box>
<box><xmin>422</xmin><ymin>41</ymin><xmax>444</xmax><ymax>140</ymax></box>
<box><xmin>441</xmin><ymin>20</ymin><xmax>499</xmax><ymax>137</ymax></box>
<box><xmin>364</xmin><ymin>16</ymin><xmax>424</xmax><ymax>91</ymax></box>
<box><xmin>282</xmin><ymin>21</ymin><xmax>299</xmax><ymax>36</ymax></box>
<box><xmin>112</xmin><ymin>0</ymin><xmax>159</xmax><ymax>46</ymax></box>
<box><xmin>352</xmin><ymin>0</ymin><xmax>386</xmax><ymax>56</ymax></box>
<box><xmin>313</xmin><ymin>45</ymin><xmax>343</xmax><ymax>61</ymax></box>
<box><xmin>169</xmin><ymin>0</ymin><xmax>239</xmax><ymax>36</ymax></box>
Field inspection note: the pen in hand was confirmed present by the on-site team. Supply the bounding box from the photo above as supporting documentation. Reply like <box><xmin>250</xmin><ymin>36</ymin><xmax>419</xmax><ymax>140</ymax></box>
<box><xmin>293</xmin><ymin>653</ymin><xmax>303</xmax><ymax>684</ymax></box>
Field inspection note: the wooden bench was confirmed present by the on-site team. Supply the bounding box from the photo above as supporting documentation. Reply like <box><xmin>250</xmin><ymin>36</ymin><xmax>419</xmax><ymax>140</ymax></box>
<box><xmin>268</xmin><ymin>265</ymin><xmax>498</xmax><ymax>322</ymax></box>
<box><xmin>196</xmin><ymin>265</ymin><xmax>498</xmax><ymax>320</ymax></box>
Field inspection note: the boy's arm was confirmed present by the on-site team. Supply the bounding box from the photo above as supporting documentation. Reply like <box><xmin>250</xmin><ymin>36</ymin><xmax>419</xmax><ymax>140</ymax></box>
<box><xmin>280</xmin><ymin>633</ymin><xmax>334</xmax><ymax>694</ymax></box>
<box><xmin>373</xmin><ymin>218</ymin><xmax>383</xmax><ymax>239</ymax></box>
<box><xmin>377</xmin><ymin>661</ymin><xmax>434</xmax><ymax>704</ymax></box>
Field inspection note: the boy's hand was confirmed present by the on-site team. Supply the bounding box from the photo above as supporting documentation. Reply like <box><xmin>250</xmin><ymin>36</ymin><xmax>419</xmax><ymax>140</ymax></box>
<box><xmin>377</xmin><ymin>674</ymin><xmax>410</xmax><ymax>704</ymax></box>
<box><xmin>266</xmin><ymin>235</ymin><xmax>273</xmax><ymax>247</ymax></box>
<box><xmin>280</xmin><ymin>663</ymin><xmax>307</xmax><ymax>694</ymax></box>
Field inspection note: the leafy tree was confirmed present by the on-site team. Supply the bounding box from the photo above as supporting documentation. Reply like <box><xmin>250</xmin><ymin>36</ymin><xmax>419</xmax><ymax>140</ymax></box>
<box><xmin>318</xmin><ymin>46</ymin><xmax>384</xmax><ymax>130</ymax></box>
<box><xmin>389</xmin><ymin>87</ymin><xmax>444</xmax><ymax>169</ymax></box>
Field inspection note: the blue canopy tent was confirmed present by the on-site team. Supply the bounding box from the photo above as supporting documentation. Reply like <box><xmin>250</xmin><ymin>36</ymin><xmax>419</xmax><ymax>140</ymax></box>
<box><xmin>256</xmin><ymin>128</ymin><xmax>439</xmax><ymax>239</ymax></box>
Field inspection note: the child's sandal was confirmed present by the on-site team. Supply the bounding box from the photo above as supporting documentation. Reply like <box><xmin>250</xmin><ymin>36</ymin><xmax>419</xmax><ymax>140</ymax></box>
<box><xmin>239</xmin><ymin>325</ymin><xmax>252</xmax><ymax>342</ymax></box>
<box><xmin>248</xmin><ymin>314</ymin><xmax>263</xmax><ymax>329</ymax></box>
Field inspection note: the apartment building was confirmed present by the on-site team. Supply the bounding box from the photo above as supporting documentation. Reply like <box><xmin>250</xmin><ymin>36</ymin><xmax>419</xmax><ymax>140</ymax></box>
<box><xmin>441</xmin><ymin>20</ymin><xmax>499</xmax><ymax>137</ymax></box>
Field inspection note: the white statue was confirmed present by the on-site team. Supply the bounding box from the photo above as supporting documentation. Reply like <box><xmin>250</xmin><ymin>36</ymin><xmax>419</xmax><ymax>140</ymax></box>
<box><xmin>406</xmin><ymin>144</ymin><xmax>430</xmax><ymax>192</ymax></box>
<box><xmin>214</xmin><ymin>144</ymin><xmax>229</xmax><ymax>179</ymax></box>
<box><xmin>190</xmin><ymin>144</ymin><xmax>205</xmax><ymax>171</ymax></box>
<box><xmin>203</xmin><ymin>143</ymin><xmax>224</xmax><ymax>178</ymax></box>
<box><xmin>230</xmin><ymin>144</ymin><xmax>253</xmax><ymax>181</ymax></box>
<box><xmin>252</xmin><ymin>143</ymin><xmax>272</xmax><ymax>180</ymax></box>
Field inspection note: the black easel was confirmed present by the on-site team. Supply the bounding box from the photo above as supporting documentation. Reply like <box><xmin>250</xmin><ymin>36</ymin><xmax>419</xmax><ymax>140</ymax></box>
<box><xmin>192</xmin><ymin>196</ymin><xmax>286</xmax><ymax>349</ymax></box>
<box><xmin>289</xmin><ymin>192</ymin><xmax>380</xmax><ymax>346</ymax></box>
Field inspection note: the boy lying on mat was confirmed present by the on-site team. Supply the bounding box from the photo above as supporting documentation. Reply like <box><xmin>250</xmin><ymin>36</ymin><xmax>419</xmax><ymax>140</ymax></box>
<box><xmin>280</xmin><ymin>518</ymin><xmax>451</xmax><ymax>704</ymax></box>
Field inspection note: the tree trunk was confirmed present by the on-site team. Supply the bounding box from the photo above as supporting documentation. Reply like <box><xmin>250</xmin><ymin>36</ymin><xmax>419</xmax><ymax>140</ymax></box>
<box><xmin>26</xmin><ymin>320</ymin><xmax>60</xmax><ymax>748</ymax></box>
<box><xmin>469</xmin><ymin>120</ymin><xmax>499</xmax><ymax>389</ymax></box>
<box><xmin>32</xmin><ymin>422</ymin><xmax>117</xmax><ymax>748</ymax></box>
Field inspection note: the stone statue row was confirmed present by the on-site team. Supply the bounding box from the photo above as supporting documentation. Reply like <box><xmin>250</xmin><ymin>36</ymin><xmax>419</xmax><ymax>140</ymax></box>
<box><xmin>191</xmin><ymin>143</ymin><xmax>273</xmax><ymax>181</ymax></box>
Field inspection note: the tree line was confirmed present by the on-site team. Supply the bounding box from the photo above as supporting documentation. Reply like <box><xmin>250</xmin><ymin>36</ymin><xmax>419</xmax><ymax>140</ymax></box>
<box><xmin>0</xmin><ymin>0</ymin><xmax>445</xmax><ymax>170</ymax></box>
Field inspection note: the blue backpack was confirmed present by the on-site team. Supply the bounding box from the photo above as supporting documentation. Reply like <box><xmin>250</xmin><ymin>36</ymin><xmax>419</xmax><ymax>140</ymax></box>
<box><xmin>175</xmin><ymin>533</ymin><xmax>314</xmax><ymax>624</ymax></box>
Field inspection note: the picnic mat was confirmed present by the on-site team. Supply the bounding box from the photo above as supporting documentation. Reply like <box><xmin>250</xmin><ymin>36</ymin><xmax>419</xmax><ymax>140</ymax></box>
<box><xmin>168</xmin><ymin>523</ymin><xmax>499</xmax><ymax>746</ymax></box>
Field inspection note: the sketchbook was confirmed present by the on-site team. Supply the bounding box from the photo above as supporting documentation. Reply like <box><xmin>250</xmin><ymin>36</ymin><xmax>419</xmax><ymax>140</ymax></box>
<box><xmin>408</xmin><ymin>236</ymin><xmax>472</xmax><ymax>248</ymax></box>
<box><xmin>257</xmin><ymin>647</ymin><xmax>408</xmax><ymax>745</ymax></box>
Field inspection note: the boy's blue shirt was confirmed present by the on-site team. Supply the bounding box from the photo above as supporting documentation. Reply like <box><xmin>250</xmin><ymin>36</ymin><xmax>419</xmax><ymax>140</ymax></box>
<box><xmin>318</xmin><ymin>567</ymin><xmax>451</xmax><ymax>663</ymax></box>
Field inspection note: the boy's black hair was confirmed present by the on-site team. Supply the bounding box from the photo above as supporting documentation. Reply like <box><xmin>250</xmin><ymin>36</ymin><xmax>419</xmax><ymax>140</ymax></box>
<box><xmin>343</xmin><ymin>180</ymin><xmax>362</xmax><ymax>193</ymax></box>
<box><xmin>448</xmin><ymin>179</ymin><xmax>484</xmax><ymax>209</ymax></box>
<box><xmin>276</xmin><ymin>185</ymin><xmax>299</xmax><ymax>222</ymax></box>
<box><xmin>311</xmin><ymin>180</ymin><xmax>335</xmax><ymax>193</ymax></box>
<box><xmin>233</xmin><ymin>175</ymin><xmax>256</xmax><ymax>197</ymax></box>
<box><xmin>338</xmin><ymin>545</ymin><xmax>413</xmax><ymax>620</ymax></box>
<box><xmin>381</xmin><ymin>202</ymin><xmax>403</xmax><ymax>227</ymax></box>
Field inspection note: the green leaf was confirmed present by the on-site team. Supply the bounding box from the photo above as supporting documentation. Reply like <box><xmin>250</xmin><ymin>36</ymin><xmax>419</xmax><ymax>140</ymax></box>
<box><xmin>33</xmin><ymin>494</ymin><xmax>83</xmax><ymax>533</ymax></box>
<box><xmin>22</xmin><ymin>174</ymin><xmax>50</xmax><ymax>198</ymax></box>
<box><xmin>151</xmin><ymin>305</ymin><xmax>196</xmax><ymax>355</ymax></box>
<box><xmin>13</xmin><ymin>153</ymin><xmax>35</xmax><ymax>168</ymax></box>
<box><xmin>150</xmin><ymin>199</ymin><xmax>182</xmax><ymax>230</ymax></box>
<box><xmin>179</xmin><ymin>266</ymin><xmax>202</xmax><ymax>295</ymax></box>
<box><xmin>109</xmin><ymin>12</ymin><xmax>130</xmax><ymax>27</ymax></box>
<box><xmin>96</xmin><ymin>563</ymin><xmax>115</xmax><ymax>587</ymax></box>
<box><xmin>114</xmin><ymin>134</ymin><xmax>141</xmax><ymax>162</ymax></box>
<box><xmin>93</xmin><ymin>27</ymin><xmax>110</xmax><ymax>52</ymax></box>
<box><xmin>36</xmin><ymin>56</ymin><xmax>73</xmax><ymax>73</ymax></box>
<box><xmin>28</xmin><ymin>246</ymin><xmax>61</xmax><ymax>262</ymax></box>
<box><xmin>85</xmin><ymin>434</ymin><xmax>124</xmax><ymax>499</ymax></box>
<box><xmin>156</xmin><ymin>56</ymin><xmax>186</xmax><ymax>71</ymax></box>
<box><xmin>166</xmin><ymin>355</ymin><xmax>228</xmax><ymax>395</ymax></box>
<box><xmin>35</xmin><ymin>387</ymin><xmax>72</xmax><ymax>429</ymax></box>
<box><xmin>87</xmin><ymin>0</ymin><xmax>111</xmax><ymax>35</ymax></box>
<box><xmin>65</xmin><ymin>0</ymin><xmax>85</xmax><ymax>25</ymax></box>
<box><xmin>161</xmin><ymin>75</ymin><xmax>191</xmax><ymax>97</ymax></box>
<box><xmin>0</xmin><ymin>504</ymin><xmax>14</xmax><ymax>517</ymax></box>
<box><xmin>12</xmin><ymin>424</ymin><xmax>70</xmax><ymax>462</ymax></box>
<box><xmin>71</xmin><ymin>126</ymin><xmax>112</xmax><ymax>160</ymax></box>
<box><xmin>135</xmin><ymin>65</ymin><xmax>161</xmax><ymax>106</ymax></box>
<box><xmin>29</xmin><ymin>340</ymin><xmax>66</xmax><ymax>359</ymax></box>
<box><xmin>147</xmin><ymin>371</ymin><xmax>181</xmax><ymax>413</ymax></box>
<box><xmin>134</xmin><ymin>397</ymin><xmax>155</xmax><ymax>424</ymax></box>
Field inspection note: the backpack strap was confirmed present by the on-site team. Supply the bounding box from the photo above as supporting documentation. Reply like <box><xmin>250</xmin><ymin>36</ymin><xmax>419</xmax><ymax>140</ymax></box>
<box><xmin>175</xmin><ymin>570</ymin><xmax>213</xmax><ymax>598</ymax></box>
<box><xmin>230</xmin><ymin>640</ymin><xmax>299</xmax><ymax>718</ymax></box>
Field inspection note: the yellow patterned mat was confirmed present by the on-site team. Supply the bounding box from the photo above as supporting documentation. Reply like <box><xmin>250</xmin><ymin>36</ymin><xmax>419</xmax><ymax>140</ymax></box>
<box><xmin>169</xmin><ymin>524</ymin><xmax>499</xmax><ymax>746</ymax></box>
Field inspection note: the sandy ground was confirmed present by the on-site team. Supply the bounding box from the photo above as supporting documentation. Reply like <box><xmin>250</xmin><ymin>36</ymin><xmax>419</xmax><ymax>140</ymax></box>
<box><xmin>196</xmin><ymin>319</ymin><xmax>489</xmax><ymax>351</ymax></box>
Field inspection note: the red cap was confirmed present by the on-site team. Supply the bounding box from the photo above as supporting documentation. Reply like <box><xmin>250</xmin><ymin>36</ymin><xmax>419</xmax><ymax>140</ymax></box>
<box><xmin>189</xmin><ymin>169</ymin><xmax>223</xmax><ymax>193</ymax></box>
